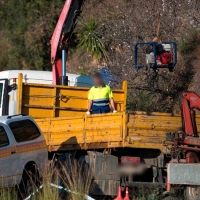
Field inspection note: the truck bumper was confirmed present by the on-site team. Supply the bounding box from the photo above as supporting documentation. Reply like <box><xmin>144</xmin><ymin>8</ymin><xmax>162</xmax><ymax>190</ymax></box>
<box><xmin>168</xmin><ymin>163</ymin><xmax>200</xmax><ymax>185</ymax></box>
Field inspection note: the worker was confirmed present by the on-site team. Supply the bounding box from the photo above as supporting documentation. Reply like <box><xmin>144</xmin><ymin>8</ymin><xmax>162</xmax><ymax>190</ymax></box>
<box><xmin>86</xmin><ymin>72</ymin><xmax>117</xmax><ymax>115</ymax></box>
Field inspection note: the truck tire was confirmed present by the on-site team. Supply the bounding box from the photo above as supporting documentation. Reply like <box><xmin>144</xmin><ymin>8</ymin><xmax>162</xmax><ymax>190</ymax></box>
<box><xmin>18</xmin><ymin>165</ymin><xmax>40</xmax><ymax>199</ymax></box>
<box><xmin>185</xmin><ymin>186</ymin><xmax>200</xmax><ymax>200</ymax></box>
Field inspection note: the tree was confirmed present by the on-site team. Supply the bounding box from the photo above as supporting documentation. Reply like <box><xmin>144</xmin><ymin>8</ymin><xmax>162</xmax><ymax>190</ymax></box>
<box><xmin>0</xmin><ymin>0</ymin><xmax>64</xmax><ymax>70</ymax></box>
<box><xmin>77</xmin><ymin>17</ymin><xmax>107</xmax><ymax>61</ymax></box>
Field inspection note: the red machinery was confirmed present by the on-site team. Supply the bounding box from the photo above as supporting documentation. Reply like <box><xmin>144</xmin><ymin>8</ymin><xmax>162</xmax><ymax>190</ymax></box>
<box><xmin>169</xmin><ymin>92</ymin><xmax>200</xmax><ymax>163</ymax></box>
<box><xmin>51</xmin><ymin>0</ymin><xmax>84</xmax><ymax>85</ymax></box>
<box><xmin>166</xmin><ymin>92</ymin><xmax>200</xmax><ymax>198</ymax></box>
<box><xmin>181</xmin><ymin>92</ymin><xmax>200</xmax><ymax>137</ymax></box>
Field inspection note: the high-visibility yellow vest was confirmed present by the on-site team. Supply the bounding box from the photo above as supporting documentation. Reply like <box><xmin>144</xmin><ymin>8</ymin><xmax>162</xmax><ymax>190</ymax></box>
<box><xmin>88</xmin><ymin>85</ymin><xmax>113</xmax><ymax>107</ymax></box>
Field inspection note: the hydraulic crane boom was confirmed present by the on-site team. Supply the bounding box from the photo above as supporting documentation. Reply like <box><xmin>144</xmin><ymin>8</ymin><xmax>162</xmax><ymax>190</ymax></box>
<box><xmin>168</xmin><ymin>92</ymin><xmax>200</xmax><ymax>159</ymax></box>
<box><xmin>166</xmin><ymin>91</ymin><xmax>200</xmax><ymax>197</ymax></box>
<box><xmin>181</xmin><ymin>91</ymin><xmax>200</xmax><ymax>136</ymax></box>
<box><xmin>51</xmin><ymin>0</ymin><xmax>84</xmax><ymax>85</ymax></box>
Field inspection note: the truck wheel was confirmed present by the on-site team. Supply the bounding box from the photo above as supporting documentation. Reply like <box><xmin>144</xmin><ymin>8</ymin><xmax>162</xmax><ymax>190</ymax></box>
<box><xmin>18</xmin><ymin>166</ymin><xmax>39</xmax><ymax>199</ymax></box>
<box><xmin>185</xmin><ymin>186</ymin><xmax>200</xmax><ymax>200</ymax></box>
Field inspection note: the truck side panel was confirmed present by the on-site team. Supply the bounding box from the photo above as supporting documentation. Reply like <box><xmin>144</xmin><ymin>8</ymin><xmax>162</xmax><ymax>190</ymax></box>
<box><xmin>126</xmin><ymin>112</ymin><xmax>200</xmax><ymax>152</ymax></box>
<box><xmin>85</xmin><ymin>113</ymin><xmax>123</xmax><ymax>144</ymax></box>
<box><xmin>36</xmin><ymin>113</ymin><xmax>124</xmax><ymax>152</ymax></box>
<box><xmin>16</xmin><ymin>73</ymin><xmax>127</xmax><ymax>118</ymax></box>
<box><xmin>36</xmin><ymin>116</ymin><xmax>85</xmax><ymax>151</ymax></box>
<box><xmin>36</xmin><ymin>112</ymin><xmax>200</xmax><ymax>154</ymax></box>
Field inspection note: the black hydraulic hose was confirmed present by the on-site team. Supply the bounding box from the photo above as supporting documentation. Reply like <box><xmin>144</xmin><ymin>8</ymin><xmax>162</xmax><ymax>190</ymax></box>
<box><xmin>63</xmin><ymin>0</ymin><xmax>84</xmax><ymax>35</ymax></box>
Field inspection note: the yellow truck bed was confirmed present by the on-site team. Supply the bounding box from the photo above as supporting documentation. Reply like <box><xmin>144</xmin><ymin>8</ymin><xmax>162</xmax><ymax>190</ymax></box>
<box><xmin>35</xmin><ymin>111</ymin><xmax>200</xmax><ymax>154</ymax></box>
<box><xmin>15</xmin><ymin>74</ymin><xmax>200</xmax><ymax>154</ymax></box>
<box><xmin>16</xmin><ymin>74</ymin><xmax>127</xmax><ymax>117</ymax></box>
<box><xmin>36</xmin><ymin>112</ymin><xmax>200</xmax><ymax>154</ymax></box>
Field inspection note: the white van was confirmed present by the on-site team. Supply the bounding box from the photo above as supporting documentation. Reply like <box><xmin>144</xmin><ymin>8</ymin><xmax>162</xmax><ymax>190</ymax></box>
<box><xmin>0</xmin><ymin>70</ymin><xmax>93</xmax><ymax>86</ymax></box>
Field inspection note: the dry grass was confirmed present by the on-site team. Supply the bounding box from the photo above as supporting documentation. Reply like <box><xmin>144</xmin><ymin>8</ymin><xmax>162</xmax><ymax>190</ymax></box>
<box><xmin>0</xmin><ymin>159</ymin><xmax>94</xmax><ymax>200</ymax></box>
<box><xmin>57</xmin><ymin>159</ymin><xmax>93</xmax><ymax>200</ymax></box>
<box><xmin>0</xmin><ymin>187</ymin><xmax>17</xmax><ymax>200</ymax></box>
<box><xmin>0</xmin><ymin>160</ymin><xmax>183</xmax><ymax>200</ymax></box>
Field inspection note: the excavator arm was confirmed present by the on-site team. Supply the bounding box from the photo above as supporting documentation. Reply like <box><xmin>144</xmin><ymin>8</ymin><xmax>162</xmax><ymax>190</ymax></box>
<box><xmin>51</xmin><ymin>0</ymin><xmax>84</xmax><ymax>85</ymax></box>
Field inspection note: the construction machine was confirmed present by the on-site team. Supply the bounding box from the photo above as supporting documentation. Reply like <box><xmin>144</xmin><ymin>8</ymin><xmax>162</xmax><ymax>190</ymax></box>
<box><xmin>166</xmin><ymin>92</ymin><xmax>200</xmax><ymax>200</ymax></box>
<box><xmin>1</xmin><ymin>73</ymin><xmax>199</xmax><ymax>200</ymax></box>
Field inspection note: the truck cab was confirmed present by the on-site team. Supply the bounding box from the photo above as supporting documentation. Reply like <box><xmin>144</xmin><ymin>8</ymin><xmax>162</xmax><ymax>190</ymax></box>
<box><xmin>0</xmin><ymin>114</ymin><xmax>47</xmax><ymax>190</ymax></box>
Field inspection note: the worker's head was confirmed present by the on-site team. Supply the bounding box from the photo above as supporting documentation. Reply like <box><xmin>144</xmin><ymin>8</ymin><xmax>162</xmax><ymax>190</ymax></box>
<box><xmin>93</xmin><ymin>72</ymin><xmax>103</xmax><ymax>86</ymax></box>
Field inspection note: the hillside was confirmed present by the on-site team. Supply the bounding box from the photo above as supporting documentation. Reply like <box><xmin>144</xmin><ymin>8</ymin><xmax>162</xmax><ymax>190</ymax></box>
<box><xmin>0</xmin><ymin>0</ymin><xmax>200</xmax><ymax>113</ymax></box>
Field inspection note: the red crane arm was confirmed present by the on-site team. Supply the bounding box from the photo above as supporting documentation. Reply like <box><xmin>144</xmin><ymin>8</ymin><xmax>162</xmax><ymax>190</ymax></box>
<box><xmin>167</xmin><ymin>91</ymin><xmax>200</xmax><ymax>163</ymax></box>
<box><xmin>51</xmin><ymin>0</ymin><xmax>72</xmax><ymax>85</ymax></box>
<box><xmin>51</xmin><ymin>0</ymin><xmax>72</xmax><ymax>65</ymax></box>
<box><xmin>181</xmin><ymin>92</ymin><xmax>200</xmax><ymax>136</ymax></box>
<box><xmin>50</xmin><ymin>0</ymin><xmax>84</xmax><ymax>85</ymax></box>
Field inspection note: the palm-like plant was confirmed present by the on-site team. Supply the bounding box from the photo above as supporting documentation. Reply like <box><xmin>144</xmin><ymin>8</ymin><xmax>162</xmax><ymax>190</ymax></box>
<box><xmin>77</xmin><ymin>17</ymin><xmax>107</xmax><ymax>61</ymax></box>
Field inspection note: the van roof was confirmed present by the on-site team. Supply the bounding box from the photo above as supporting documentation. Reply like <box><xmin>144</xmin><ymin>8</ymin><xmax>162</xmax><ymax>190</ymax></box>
<box><xmin>0</xmin><ymin>70</ymin><xmax>85</xmax><ymax>80</ymax></box>
<box><xmin>0</xmin><ymin>70</ymin><xmax>93</xmax><ymax>87</ymax></box>
<box><xmin>0</xmin><ymin>115</ymin><xmax>34</xmax><ymax>125</ymax></box>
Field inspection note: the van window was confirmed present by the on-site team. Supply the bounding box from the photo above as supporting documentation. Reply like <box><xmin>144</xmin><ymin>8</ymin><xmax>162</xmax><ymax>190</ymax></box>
<box><xmin>0</xmin><ymin>126</ymin><xmax>9</xmax><ymax>147</ymax></box>
<box><xmin>0</xmin><ymin>83</ymin><xmax>3</xmax><ymax>108</ymax></box>
<box><xmin>9</xmin><ymin>120</ymin><xmax>40</xmax><ymax>143</ymax></box>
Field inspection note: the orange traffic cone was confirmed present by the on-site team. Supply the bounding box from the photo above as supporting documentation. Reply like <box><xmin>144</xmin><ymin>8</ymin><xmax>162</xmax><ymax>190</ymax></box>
<box><xmin>114</xmin><ymin>186</ymin><xmax>123</xmax><ymax>200</ymax></box>
<box><xmin>124</xmin><ymin>187</ymin><xmax>130</xmax><ymax>200</ymax></box>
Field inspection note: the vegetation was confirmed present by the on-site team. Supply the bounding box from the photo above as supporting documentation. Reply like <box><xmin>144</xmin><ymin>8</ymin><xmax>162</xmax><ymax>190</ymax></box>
<box><xmin>0</xmin><ymin>160</ymin><xmax>93</xmax><ymax>200</ymax></box>
<box><xmin>0</xmin><ymin>161</ymin><xmax>183</xmax><ymax>200</ymax></box>
<box><xmin>77</xmin><ymin>17</ymin><xmax>107</xmax><ymax>61</ymax></box>
<box><xmin>0</xmin><ymin>188</ymin><xmax>17</xmax><ymax>200</ymax></box>
<box><xmin>0</xmin><ymin>0</ymin><xmax>200</xmax><ymax>113</ymax></box>
<box><xmin>0</xmin><ymin>0</ymin><xmax>64</xmax><ymax>71</ymax></box>
<box><xmin>179</xmin><ymin>29</ymin><xmax>200</xmax><ymax>55</ymax></box>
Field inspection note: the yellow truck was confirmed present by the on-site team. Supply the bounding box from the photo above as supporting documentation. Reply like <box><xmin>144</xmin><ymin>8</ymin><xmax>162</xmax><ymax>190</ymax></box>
<box><xmin>1</xmin><ymin>73</ymin><xmax>200</xmax><ymax>199</ymax></box>
<box><xmin>15</xmin><ymin>73</ymin><xmax>177</xmax><ymax>154</ymax></box>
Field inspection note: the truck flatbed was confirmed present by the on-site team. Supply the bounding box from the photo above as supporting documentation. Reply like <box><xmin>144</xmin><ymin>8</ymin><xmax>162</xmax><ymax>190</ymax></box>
<box><xmin>14</xmin><ymin>73</ymin><xmax>200</xmax><ymax>154</ymax></box>
<box><xmin>35</xmin><ymin>111</ymin><xmax>196</xmax><ymax>154</ymax></box>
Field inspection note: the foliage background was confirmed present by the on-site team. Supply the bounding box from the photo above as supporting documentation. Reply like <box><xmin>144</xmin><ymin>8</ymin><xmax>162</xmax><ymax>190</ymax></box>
<box><xmin>0</xmin><ymin>0</ymin><xmax>200</xmax><ymax>113</ymax></box>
